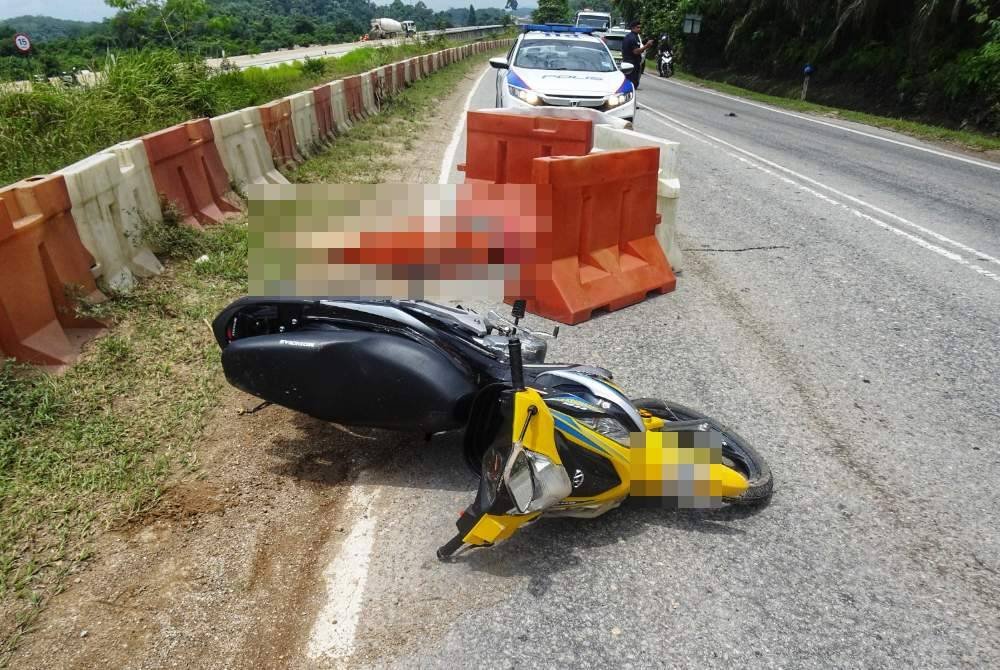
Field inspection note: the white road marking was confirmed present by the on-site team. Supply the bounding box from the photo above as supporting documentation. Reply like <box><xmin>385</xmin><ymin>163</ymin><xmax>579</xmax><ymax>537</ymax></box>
<box><xmin>438</xmin><ymin>64</ymin><xmax>493</xmax><ymax>184</ymax></box>
<box><xmin>306</xmin><ymin>481</ymin><xmax>382</xmax><ymax>661</ymax></box>
<box><xmin>639</xmin><ymin>103</ymin><xmax>1000</xmax><ymax>269</ymax></box>
<box><xmin>639</xmin><ymin>104</ymin><xmax>1000</xmax><ymax>284</ymax></box>
<box><xmin>655</xmin><ymin>78</ymin><xmax>1000</xmax><ymax>173</ymax></box>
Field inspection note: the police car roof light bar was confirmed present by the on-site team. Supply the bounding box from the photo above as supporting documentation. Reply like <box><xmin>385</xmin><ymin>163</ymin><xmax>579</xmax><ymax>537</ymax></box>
<box><xmin>522</xmin><ymin>24</ymin><xmax>598</xmax><ymax>35</ymax></box>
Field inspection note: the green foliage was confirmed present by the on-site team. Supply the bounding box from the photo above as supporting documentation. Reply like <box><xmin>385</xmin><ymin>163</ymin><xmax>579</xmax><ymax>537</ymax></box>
<box><xmin>0</xmin><ymin>0</ymin><xmax>500</xmax><ymax>77</ymax></box>
<box><xmin>533</xmin><ymin>0</ymin><xmax>572</xmax><ymax>24</ymax></box>
<box><xmin>0</xmin><ymin>16</ymin><xmax>99</xmax><ymax>43</ymax></box>
<box><xmin>625</xmin><ymin>0</ymin><xmax>1000</xmax><ymax>132</ymax></box>
<box><xmin>0</xmin><ymin>38</ymin><xmax>459</xmax><ymax>186</ymax></box>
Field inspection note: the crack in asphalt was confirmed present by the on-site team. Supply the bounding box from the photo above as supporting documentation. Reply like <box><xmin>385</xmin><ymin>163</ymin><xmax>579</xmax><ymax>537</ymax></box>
<box><xmin>683</xmin><ymin>245</ymin><xmax>792</xmax><ymax>253</ymax></box>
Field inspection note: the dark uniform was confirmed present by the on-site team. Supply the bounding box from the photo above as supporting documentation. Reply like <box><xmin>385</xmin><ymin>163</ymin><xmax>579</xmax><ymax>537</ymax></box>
<box><xmin>622</xmin><ymin>30</ymin><xmax>643</xmax><ymax>89</ymax></box>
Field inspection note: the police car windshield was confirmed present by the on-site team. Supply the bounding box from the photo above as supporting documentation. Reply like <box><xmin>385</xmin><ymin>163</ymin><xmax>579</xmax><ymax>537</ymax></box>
<box><xmin>577</xmin><ymin>16</ymin><xmax>609</xmax><ymax>29</ymax></box>
<box><xmin>514</xmin><ymin>39</ymin><xmax>616</xmax><ymax>73</ymax></box>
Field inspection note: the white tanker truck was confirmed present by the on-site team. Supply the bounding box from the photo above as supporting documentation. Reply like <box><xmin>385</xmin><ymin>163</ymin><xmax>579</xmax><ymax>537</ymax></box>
<box><xmin>370</xmin><ymin>18</ymin><xmax>417</xmax><ymax>39</ymax></box>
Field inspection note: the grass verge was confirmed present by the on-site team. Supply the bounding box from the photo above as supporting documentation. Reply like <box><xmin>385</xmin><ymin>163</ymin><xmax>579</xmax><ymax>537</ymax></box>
<box><xmin>0</xmin><ymin>47</ymin><xmax>495</xmax><ymax>667</ymax></box>
<box><xmin>673</xmin><ymin>70</ymin><xmax>1000</xmax><ymax>154</ymax></box>
<box><xmin>0</xmin><ymin>215</ymin><xmax>247</xmax><ymax>664</ymax></box>
<box><xmin>290</xmin><ymin>52</ymin><xmax>489</xmax><ymax>183</ymax></box>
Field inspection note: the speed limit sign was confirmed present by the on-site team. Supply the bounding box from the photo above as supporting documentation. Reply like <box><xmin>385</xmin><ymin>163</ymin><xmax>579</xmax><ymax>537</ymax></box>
<box><xmin>14</xmin><ymin>33</ymin><xmax>32</xmax><ymax>53</ymax></box>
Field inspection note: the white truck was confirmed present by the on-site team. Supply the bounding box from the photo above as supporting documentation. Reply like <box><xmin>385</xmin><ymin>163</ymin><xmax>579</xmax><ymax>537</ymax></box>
<box><xmin>370</xmin><ymin>18</ymin><xmax>405</xmax><ymax>39</ymax></box>
<box><xmin>401</xmin><ymin>20</ymin><xmax>417</xmax><ymax>36</ymax></box>
<box><xmin>575</xmin><ymin>10</ymin><xmax>613</xmax><ymax>35</ymax></box>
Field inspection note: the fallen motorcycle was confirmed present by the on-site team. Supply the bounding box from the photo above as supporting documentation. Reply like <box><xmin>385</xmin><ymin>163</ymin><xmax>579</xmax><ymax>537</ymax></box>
<box><xmin>212</xmin><ymin>297</ymin><xmax>773</xmax><ymax>557</ymax></box>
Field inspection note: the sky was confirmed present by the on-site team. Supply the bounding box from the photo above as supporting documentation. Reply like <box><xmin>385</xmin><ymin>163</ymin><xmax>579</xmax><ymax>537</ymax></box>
<box><xmin>0</xmin><ymin>0</ymin><xmax>519</xmax><ymax>23</ymax></box>
<box><xmin>0</xmin><ymin>0</ymin><xmax>118</xmax><ymax>22</ymax></box>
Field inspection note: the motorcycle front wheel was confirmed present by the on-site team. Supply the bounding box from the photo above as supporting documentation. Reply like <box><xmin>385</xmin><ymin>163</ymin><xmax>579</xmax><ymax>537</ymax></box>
<box><xmin>630</xmin><ymin>398</ymin><xmax>773</xmax><ymax>505</ymax></box>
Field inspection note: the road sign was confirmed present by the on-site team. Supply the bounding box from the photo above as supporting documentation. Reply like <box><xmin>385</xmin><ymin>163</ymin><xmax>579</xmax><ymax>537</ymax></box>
<box><xmin>14</xmin><ymin>33</ymin><xmax>32</xmax><ymax>53</ymax></box>
<box><xmin>682</xmin><ymin>15</ymin><xmax>702</xmax><ymax>34</ymax></box>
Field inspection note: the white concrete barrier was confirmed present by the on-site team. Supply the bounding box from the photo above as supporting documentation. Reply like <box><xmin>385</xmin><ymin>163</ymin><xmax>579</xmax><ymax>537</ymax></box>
<box><xmin>287</xmin><ymin>90</ymin><xmax>323</xmax><ymax>158</ymax></box>
<box><xmin>211</xmin><ymin>106</ymin><xmax>289</xmax><ymax>189</ymax></box>
<box><xmin>56</xmin><ymin>139</ymin><xmax>164</xmax><ymax>293</ymax></box>
<box><xmin>592</xmin><ymin>125</ymin><xmax>683</xmax><ymax>271</ymax></box>
<box><xmin>360</xmin><ymin>72</ymin><xmax>377</xmax><ymax>117</ymax></box>
<box><xmin>330</xmin><ymin>80</ymin><xmax>352</xmax><ymax>134</ymax></box>
<box><xmin>373</xmin><ymin>68</ymin><xmax>387</xmax><ymax>109</ymax></box>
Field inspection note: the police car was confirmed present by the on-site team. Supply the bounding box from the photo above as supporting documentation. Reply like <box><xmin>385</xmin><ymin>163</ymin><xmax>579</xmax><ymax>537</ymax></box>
<box><xmin>489</xmin><ymin>24</ymin><xmax>637</xmax><ymax>123</ymax></box>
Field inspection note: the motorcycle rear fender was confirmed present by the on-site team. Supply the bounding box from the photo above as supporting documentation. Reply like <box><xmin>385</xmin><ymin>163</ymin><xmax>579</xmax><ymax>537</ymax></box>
<box><xmin>221</xmin><ymin>326</ymin><xmax>478</xmax><ymax>432</ymax></box>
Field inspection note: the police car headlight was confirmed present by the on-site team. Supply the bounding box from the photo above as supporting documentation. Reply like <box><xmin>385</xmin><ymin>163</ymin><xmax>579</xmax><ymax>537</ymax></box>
<box><xmin>606</xmin><ymin>91</ymin><xmax>634</xmax><ymax>108</ymax></box>
<box><xmin>509</xmin><ymin>85</ymin><xmax>541</xmax><ymax>105</ymax></box>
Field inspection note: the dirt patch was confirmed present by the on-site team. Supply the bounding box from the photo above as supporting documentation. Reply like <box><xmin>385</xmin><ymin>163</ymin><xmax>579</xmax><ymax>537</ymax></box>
<box><xmin>6</xmin><ymin>386</ymin><xmax>404</xmax><ymax>670</ymax></box>
<box><xmin>381</xmin><ymin>63</ymin><xmax>487</xmax><ymax>183</ymax></box>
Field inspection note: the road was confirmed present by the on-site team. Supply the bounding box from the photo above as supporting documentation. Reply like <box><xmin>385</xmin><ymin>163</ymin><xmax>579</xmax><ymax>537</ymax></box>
<box><xmin>205</xmin><ymin>25</ymin><xmax>503</xmax><ymax>71</ymax></box>
<box><xmin>311</xmin><ymin>69</ymin><xmax>1000</xmax><ymax>668</ymax></box>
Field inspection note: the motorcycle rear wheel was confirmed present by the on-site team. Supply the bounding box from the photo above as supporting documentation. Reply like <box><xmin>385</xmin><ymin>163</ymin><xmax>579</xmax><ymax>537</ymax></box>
<box><xmin>630</xmin><ymin>398</ymin><xmax>773</xmax><ymax>505</ymax></box>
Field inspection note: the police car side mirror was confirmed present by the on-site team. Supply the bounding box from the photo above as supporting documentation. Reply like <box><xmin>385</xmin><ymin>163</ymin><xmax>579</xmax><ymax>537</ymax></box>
<box><xmin>489</xmin><ymin>57</ymin><xmax>509</xmax><ymax>69</ymax></box>
<box><xmin>620</xmin><ymin>62</ymin><xmax>635</xmax><ymax>75</ymax></box>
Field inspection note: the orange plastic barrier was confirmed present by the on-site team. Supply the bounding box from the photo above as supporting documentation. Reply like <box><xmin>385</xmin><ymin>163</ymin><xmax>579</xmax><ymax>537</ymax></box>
<box><xmin>259</xmin><ymin>98</ymin><xmax>302</xmax><ymax>170</ymax></box>
<box><xmin>513</xmin><ymin>148</ymin><xmax>676</xmax><ymax>325</ymax></box>
<box><xmin>142</xmin><ymin>119</ymin><xmax>241</xmax><ymax>229</ymax></box>
<box><xmin>343</xmin><ymin>76</ymin><xmax>365</xmax><ymax>122</ymax></box>
<box><xmin>459</xmin><ymin>110</ymin><xmax>593</xmax><ymax>184</ymax></box>
<box><xmin>0</xmin><ymin>174</ymin><xmax>106</xmax><ymax>366</ymax></box>
<box><xmin>311</xmin><ymin>84</ymin><xmax>336</xmax><ymax>142</ymax></box>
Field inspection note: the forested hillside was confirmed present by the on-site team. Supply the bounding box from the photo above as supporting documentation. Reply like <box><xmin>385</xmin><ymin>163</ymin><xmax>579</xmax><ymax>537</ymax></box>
<box><xmin>618</xmin><ymin>0</ymin><xmax>1000</xmax><ymax>133</ymax></box>
<box><xmin>0</xmin><ymin>0</ymin><xmax>511</xmax><ymax>80</ymax></box>
<box><xmin>0</xmin><ymin>16</ymin><xmax>99</xmax><ymax>43</ymax></box>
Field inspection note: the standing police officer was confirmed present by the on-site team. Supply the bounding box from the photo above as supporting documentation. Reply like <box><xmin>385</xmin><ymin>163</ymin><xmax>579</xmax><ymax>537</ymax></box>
<box><xmin>622</xmin><ymin>19</ymin><xmax>654</xmax><ymax>89</ymax></box>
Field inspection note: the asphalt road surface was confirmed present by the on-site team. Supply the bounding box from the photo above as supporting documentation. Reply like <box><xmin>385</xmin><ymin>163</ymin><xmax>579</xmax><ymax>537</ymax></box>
<box><xmin>313</xmin><ymin>69</ymin><xmax>1000</xmax><ymax>669</ymax></box>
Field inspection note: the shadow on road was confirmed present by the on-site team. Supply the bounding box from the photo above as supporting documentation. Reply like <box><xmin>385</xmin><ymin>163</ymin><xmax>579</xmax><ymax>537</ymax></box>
<box><xmin>457</xmin><ymin>499</ymin><xmax>769</xmax><ymax>596</ymax></box>
<box><xmin>263</xmin><ymin>411</ymin><xmax>474</xmax><ymax>493</ymax></box>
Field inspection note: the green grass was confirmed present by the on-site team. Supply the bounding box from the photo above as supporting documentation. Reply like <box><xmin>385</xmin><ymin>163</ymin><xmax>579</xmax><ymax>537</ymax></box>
<box><xmin>674</xmin><ymin>70</ymin><xmax>1000</xmax><ymax>153</ymax></box>
<box><xmin>0</xmin><ymin>213</ymin><xmax>248</xmax><ymax>664</ymax></box>
<box><xmin>0</xmin><ymin>46</ymin><xmax>500</xmax><ymax>666</ymax></box>
<box><xmin>0</xmin><ymin>36</ymin><xmax>486</xmax><ymax>186</ymax></box>
<box><xmin>290</xmin><ymin>52</ymin><xmax>489</xmax><ymax>183</ymax></box>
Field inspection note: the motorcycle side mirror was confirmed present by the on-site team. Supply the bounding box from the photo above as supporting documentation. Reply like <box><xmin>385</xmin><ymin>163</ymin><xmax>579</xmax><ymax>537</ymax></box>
<box><xmin>621</xmin><ymin>62</ymin><xmax>635</xmax><ymax>75</ymax></box>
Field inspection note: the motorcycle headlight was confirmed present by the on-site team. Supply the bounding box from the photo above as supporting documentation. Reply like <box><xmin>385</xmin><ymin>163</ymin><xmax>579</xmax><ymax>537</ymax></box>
<box><xmin>509</xmin><ymin>85</ymin><xmax>541</xmax><ymax>105</ymax></box>
<box><xmin>577</xmin><ymin>416</ymin><xmax>631</xmax><ymax>444</ymax></box>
